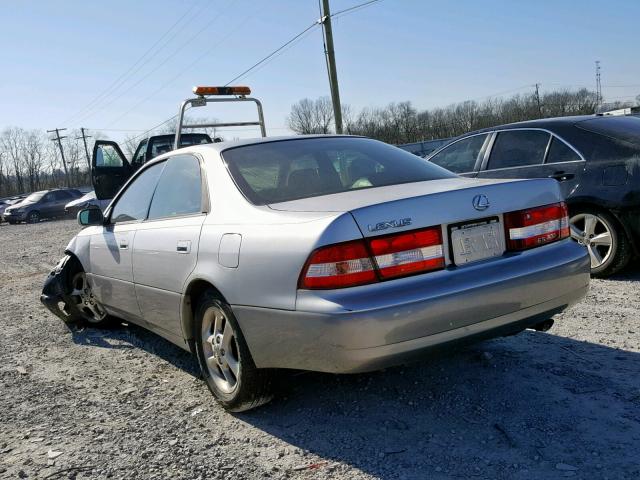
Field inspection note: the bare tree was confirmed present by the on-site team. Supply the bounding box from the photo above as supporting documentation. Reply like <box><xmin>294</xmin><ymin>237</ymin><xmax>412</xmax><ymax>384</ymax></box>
<box><xmin>23</xmin><ymin>130</ymin><xmax>45</xmax><ymax>192</ymax></box>
<box><xmin>122</xmin><ymin>134</ymin><xmax>140</xmax><ymax>159</ymax></box>
<box><xmin>287</xmin><ymin>98</ymin><xmax>318</xmax><ymax>134</ymax></box>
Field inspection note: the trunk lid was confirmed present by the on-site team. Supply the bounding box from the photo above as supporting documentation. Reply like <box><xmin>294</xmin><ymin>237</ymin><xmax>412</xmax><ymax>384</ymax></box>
<box><xmin>269</xmin><ymin>177</ymin><xmax>562</xmax><ymax>237</ymax></box>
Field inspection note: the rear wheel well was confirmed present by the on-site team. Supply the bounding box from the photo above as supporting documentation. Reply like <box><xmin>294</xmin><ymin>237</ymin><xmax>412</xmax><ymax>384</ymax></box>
<box><xmin>567</xmin><ymin>201</ymin><xmax>636</xmax><ymax>253</ymax></box>
<box><xmin>182</xmin><ymin>279</ymin><xmax>226</xmax><ymax>352</ymax></box>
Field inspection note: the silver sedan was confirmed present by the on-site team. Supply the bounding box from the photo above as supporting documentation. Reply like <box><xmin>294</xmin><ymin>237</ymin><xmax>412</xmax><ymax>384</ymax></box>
<box><xmin>41</xmin><ymin>135</ymin><xmax>590</xmax><ymax>411</ymax></box>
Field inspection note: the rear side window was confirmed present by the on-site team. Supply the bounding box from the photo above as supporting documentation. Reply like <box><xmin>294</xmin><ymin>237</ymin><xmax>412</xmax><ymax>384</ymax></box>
<box><xmin>546</xmin><ymin>137</ymin><xmax>581</xmax><ymax>163</ymax></box>
<box><xmin>222</xmin><ymin>137</ymin><xmax>455</xmax><ymax>205</ymax></box>
<box><xmin>487</xmin><ymin>130</ymin><xmax>550</xmax><ymax>170</ymax></box>
<box><xmin>428</xmin><ymin>134</ymin><xmax>488</xmax><ymax>173</ymax></box>
<box><xmin>111</xmin><ymin>162</ymin><xmax>165</xmax><ymax>223</ymax></box>
<box><xmin>148</xmin><ymin>155</ymin><xmax>202</xmax><ymax>220</ymax></box>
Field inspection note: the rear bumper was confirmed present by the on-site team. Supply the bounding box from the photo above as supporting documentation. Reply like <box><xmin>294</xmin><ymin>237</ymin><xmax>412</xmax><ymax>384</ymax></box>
<box><xmin>233</xmin><ymin>240</ymin><xmax>590</xmax><ymax>373</ymax></box>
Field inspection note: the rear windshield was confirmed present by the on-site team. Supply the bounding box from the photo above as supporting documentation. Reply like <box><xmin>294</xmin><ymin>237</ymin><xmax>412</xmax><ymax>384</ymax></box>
<box><xmin>576</xmin><ymin>116</ymin><xmax>640</xmax><ymax>146</ymax></box>
<box><xmin>222</xmin><ymin>137</ymin><xmax>455</xmax><ymax>205</ymax></box>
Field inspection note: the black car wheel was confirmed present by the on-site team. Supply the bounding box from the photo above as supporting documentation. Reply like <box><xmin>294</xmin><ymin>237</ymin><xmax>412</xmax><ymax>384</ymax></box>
<box><xmin>27</xmin><ymin>210</ymin><xmax>40</xmax><ymax>224</ymax></box>
<box><xmin>194</xmin><ymin>290</ymin><xmax>275</xmax><ymax>412</ymax></box>
<box><xmin>569</xmin><ymin>209</ymin><xmax>631</xmax><ymax>278</ymax></box>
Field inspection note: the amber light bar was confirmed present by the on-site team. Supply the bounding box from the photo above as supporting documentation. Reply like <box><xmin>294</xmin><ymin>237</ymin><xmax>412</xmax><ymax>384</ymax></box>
<box><xmin>192</xmin><ymin>86</ymin><xmax>251</xmax><ymax>96</ymax></box>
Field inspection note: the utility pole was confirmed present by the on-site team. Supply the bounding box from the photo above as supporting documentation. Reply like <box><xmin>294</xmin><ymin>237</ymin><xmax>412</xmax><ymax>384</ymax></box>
<box><xmin>47</xmin><ymin>128</ymin><xmax>70</xmax><ymax>187</ymax></box>
<box><xmin>77</xmin><ymin>128</ymin><xmax>92</xmax><ymax>169</ymax></box>
<box><xmin>320</xmin><ymin>0</ymin><xmax>343</xmax><ymax>134</ymax></box>
<box><xmin>595</xmin><ymin>60</ymin><xmax>602</xmax><ymax>110</ymax></box>
<box><xmin>534</xmin><ymin>83</ymin><xmax>542</xmax><ymax>117</ymax></box>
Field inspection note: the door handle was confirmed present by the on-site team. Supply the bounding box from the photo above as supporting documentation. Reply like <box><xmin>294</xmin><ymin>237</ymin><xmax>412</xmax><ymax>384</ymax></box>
<box><xmin>176</xmin><ymin>240</ymin><xmax>191</xmax><ymax>254</ymax></box>
<box><xmin>548</xmin><ymin>171</ymin><xmax>575</xmax><ymax>181</ymax></box>
<box><xmin>118</xmin><ymin>240</ymin><xmax>128</xmax><ymax>249</ymax></box>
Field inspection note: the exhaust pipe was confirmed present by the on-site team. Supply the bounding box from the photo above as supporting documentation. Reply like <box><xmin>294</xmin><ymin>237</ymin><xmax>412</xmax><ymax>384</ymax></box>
<box><xmin>532</xmin><ymin>319</ymin><xmax>554</xmax><ymax>332</ymax></box>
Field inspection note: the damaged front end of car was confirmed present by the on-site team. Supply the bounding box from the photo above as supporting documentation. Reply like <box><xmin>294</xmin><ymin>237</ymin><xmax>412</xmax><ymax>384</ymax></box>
<box><xmin>40</xmin><ymin>254</ymin><xmax>75</xmax><ymax>323</ymax></box>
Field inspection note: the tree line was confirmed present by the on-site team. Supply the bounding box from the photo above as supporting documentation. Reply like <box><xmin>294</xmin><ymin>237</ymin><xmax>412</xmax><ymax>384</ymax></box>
<box><xmin>287</xmin><ymin>88</ymin><xmax>640</xmax><ymax>144</ymax></box>
<box><xmin>0</xmin><ymin>127</ymin><xmax>100</xmax><ymax>198</ymax></box>
<box><xmin>2</xmin><ymin>88</ymin><xmax>637</xmax><ymax>198</ymax></box>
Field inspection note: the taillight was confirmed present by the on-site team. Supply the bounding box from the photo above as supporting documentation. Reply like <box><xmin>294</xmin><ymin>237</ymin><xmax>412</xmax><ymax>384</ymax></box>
<box><xmin>369</xmin><ymin>227</ymin><xmax>444</xmax><ymax>279</ymax></box>
<box><xmin>299</xmin><ymin>226</ymin><xmax>445</xmax><ymax>289</ymax></box>
<box><xmin>299</xmin><ymin>240</ymin><xmax>376</xmax><ymax>289</ymax></box>
<box><xmin>504</xmin><ymin>202</ymin><xmax>570</xmax><ymax>250</ymax></box>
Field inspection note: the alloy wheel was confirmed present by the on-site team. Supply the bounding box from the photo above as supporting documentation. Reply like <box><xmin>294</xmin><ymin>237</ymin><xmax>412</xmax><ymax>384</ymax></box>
<box><xmin>69</xmin><ymin>272</ymin><xmax>107</xmax><ymax>323</ymax></box>
<box><xmin>201</xmin><ymin>305</ymin><xmax>241</xmax><ymax>394</ymax></box>
<box><xmin>569</xmin><ymin>213</ymin><xmax>614</xmax><ymax>269</ymax></box>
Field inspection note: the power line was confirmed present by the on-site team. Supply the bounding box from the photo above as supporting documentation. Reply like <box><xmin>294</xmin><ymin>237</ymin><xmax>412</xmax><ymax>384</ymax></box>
<box><xmin>331</xmin><ymin>0</ymin><xmax>383</xmax><ymax>19</ymax></box>
<box><xmin>104</xmin><ymin>7</ymin><xmax>259</xmax><ymax>131</ymax></box>
<box><xmin>224</xmin><ymin>22</ymin><xmax>320</xmax><ymax>86</ymax></box>
<box><xmin>132</xmin><ymin>1</ymin><xmax>383</xmax><ymax>141</ymax></box>
<box><xmin>61</xmin><ymin>1</ymin><xmax>204</xmax><ymax>127</ymax></box>
<box><xmin>73</xmin><ymin>1</ymin><xmax>238</xmax><ymax>127</ymax></box>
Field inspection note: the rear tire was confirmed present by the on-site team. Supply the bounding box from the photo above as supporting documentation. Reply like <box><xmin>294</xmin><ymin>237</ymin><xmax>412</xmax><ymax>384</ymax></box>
<box><xmin>569</xmin><ymin>208</ymin><xmax>631</xmax><ymax>278</ymax></box>
<box><xmin>194</xmin><ymin>290</ymin><xmax>275</xmax><ymax>412</ymax></box>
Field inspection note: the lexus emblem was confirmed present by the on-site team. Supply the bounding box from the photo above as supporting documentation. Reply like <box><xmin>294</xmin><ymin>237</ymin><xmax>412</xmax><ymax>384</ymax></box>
<box><xmin>472</xmin><ymin>194</ymin><xmax>490</xmax><ymax>211</ymax></box>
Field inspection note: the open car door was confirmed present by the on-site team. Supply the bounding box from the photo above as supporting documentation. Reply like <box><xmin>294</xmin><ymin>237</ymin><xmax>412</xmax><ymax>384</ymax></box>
<box><xmin>92</xmin><ymin>141</ymin><xmax>132</xmax><ymax>200</ymax></box>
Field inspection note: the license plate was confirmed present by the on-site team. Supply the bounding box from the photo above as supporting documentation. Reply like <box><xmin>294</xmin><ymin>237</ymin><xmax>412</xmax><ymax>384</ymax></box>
<box><xmin>450</xmin><ymin>219</ymin><xmax>505</xmax><ymax>265</ymax></box>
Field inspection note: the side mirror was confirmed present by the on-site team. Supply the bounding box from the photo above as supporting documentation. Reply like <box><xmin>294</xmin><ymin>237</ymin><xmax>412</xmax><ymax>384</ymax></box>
<box><xmin>78</xmin><ymin>207</ymin><xmax>104</xmax><ymax>226</ymax></box>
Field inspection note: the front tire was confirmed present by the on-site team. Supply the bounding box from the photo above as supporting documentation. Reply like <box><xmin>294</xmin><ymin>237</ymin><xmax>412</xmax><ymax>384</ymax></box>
<box><xmin>27</xmin><ymin>210</ymin><xmax>40</xmax><ymax>223</ymax></box>
<box><xmin>569</xmin><ymin>208</ymin><xmax>631</xmax><ymax>278</ymax></box>
<box><xmin>59</xmin><ymin>258</ymin><xmax>111</xmax><ymax>327</ymax></box>
<box><xmin>194</xmin><ymin>290</ymin><xmax>274</xmax><ymax>412</ymax></box>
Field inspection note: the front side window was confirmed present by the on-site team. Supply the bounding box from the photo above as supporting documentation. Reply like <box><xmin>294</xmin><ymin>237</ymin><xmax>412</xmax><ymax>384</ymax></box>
<box><xmin>95</xmin><ymin>144</ymin><xmax>125</xmax><ymax>167</ymax></box>
<box><xmin>428</xmin><ymin>134</ymin><xmax>488</xmax><ymax>173</ymax></box>
<box><xmin>546</xmin><ymin>137</ymin><xmax>581</xmax><ymax>163</ymax></box>
<box><xmin>110</xmin><ymin>162</ymin><xmax>165</xmax><ymax>223</ymax></box>
<box><xmin>222</xmin><ymin>137</ymin><xmax>455</xmax><ymax>205</ymax></box>
<box><xmin>148</xmin><ymin>155</ymin><xmax>202</xmax><ymax>220</ymax></box>
<box><xmin>487</xmin><ymin>130</ymin><xmax>550</xmax><ymax>170</ymax></box>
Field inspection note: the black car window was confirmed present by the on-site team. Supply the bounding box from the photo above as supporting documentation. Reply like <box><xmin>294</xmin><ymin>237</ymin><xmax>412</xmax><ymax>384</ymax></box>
<box><xmin>110</xmin><ymin>162</ymin><xmax>165</xmax><ymax>223</ymax></box>
<box><xmin>428</xmin><ymin>134</ymin><xmax>488</xmax><ymax>173</ymax></box>
<box><xmin>487</xmin><ymin>130</ymin><xmax>550</xmax><ymax>170</ymax></box>
<box><xmin>546</xmin><ymin>137</ymin><xmax>581</xmax><ymax>163</ymax></box>
<box><xmin>223</xmin><ymin>137</ymin><xmax>455</xmax><ymax>205</ymax></box>
<box><xmin>148</xmin><ymin>155</ymin><xmax>202</xmax><ymax>220</ymax></box>
<box><xmin>54</xmin><ymin>190</ymin><xmax>72</xmax><ymax>200</ymax></box>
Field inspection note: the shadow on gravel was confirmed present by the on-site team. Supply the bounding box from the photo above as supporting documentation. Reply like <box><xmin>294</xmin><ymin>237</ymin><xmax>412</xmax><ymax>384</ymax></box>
<box><xmin>67</xmin><ymin>318</ymin><xmax>640</xmax><ymax>478</ymax></box>
<box><xmin>70</xmin><ymin>322</ymin><xmax>200</xmax><ymax>377</ymax></box>
<box><xmin>238</xmin><ymin>332</ymin><xmax>640</xmax><ymax>479</ymax></box>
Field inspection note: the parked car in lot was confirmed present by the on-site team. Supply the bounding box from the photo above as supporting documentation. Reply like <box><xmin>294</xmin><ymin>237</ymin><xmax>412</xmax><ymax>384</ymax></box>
<box><xmin>0</xmin><ymin>195</ymin><xmax>27</xmax><ymax>221</ymax></box>
<box><xmin>65</xmin><ymin>191</ymin><xmax>110</xmax><ymax>216</ymax></box>
<box><xmin>425</xmin><ymin>114</ymin><xmax>640</xmax><ymax>277</ymax></box>
<box><xmin>3</xmin><ymin>189</ymin><xmax>83</xmax><ymax>223</ymax></box>
<box><xmin>41</xmin><ymin>135</ymin><xmax>590</xmax><ymax>411</ymax></box>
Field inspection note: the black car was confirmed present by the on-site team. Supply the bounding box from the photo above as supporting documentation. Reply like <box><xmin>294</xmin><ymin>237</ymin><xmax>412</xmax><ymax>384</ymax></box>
<box><xmin>3</xmin><ymin>189</ymin><xmax>83</xmax><ymax>224</ymax></box>
<box><xmin>426</xmin><ymin>114</ymin><xmax>640</xmax><ymax>277</ymax></box>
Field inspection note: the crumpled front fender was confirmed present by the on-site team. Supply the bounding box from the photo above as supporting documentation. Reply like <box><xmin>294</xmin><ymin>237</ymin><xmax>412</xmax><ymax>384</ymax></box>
<box><xmin>40</xmin><ymin>254</ymin><xmax>74</xmax><ymax>322</ymax></box>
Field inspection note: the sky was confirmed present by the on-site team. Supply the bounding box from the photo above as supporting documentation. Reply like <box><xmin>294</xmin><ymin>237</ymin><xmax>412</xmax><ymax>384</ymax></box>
<box><xmin>1</xmin><ymin>0</ymin><xmax>639</xmax><ymax>144</ymax></box>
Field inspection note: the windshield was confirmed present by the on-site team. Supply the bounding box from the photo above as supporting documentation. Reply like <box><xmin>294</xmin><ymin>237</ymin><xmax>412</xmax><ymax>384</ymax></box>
<box><xmin>222</xmin><ymin>137</ymin><xmax>456</xmax><ymax>205</ymax></box>
<box><xmin>24</xmin><ymin>191</ymin><xmax>46</xmax><ymax>202</ymax></box>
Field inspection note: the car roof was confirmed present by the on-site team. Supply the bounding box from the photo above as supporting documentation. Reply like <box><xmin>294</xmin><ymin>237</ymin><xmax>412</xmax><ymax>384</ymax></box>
<box><xmin>467</xmin><ymin>115</ymin><xmax>598</xmax><ymax>135</ymax></box>
<box><xmin>147</xmin><ymin>134</ymin><xmax>361</xmax><ymax>165</ymax></box>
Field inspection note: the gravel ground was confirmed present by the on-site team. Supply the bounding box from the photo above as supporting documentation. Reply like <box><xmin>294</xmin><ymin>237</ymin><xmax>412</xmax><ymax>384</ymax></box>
<box><xmin>1</xmin><ymin>219</ymin><xmax>639</xmax><ymax>479</ymax></box>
